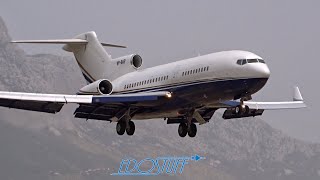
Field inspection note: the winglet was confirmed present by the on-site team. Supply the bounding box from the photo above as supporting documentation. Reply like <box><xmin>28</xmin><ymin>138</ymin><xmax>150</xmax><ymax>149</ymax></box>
<box><xmin>293</xmin><ymin>86</ymin><xmax>303</xmax><ymax>101</ymax></box>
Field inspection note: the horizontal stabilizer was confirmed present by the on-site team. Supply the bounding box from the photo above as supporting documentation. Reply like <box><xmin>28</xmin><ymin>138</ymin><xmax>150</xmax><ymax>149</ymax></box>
<box><xmin>101</xmin><ymin>42</ymin><xmax>127</xmax><ymax>48</ymax></box>
<box><xmin>11</xmin><ymin>39</ymin><xmax>126</xmax><ymax>48</ymax></box>
<box><xmin>11</xmin><ymin>39</ymin><xmax>88</xmax><ymax>44</ymax></box>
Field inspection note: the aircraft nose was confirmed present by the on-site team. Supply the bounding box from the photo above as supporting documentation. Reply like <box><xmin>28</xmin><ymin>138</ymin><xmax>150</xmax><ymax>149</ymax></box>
<box><xmin>259</xmin><ymin>65</ymin><xmax>270</xmax><ymax>78</ymax></box>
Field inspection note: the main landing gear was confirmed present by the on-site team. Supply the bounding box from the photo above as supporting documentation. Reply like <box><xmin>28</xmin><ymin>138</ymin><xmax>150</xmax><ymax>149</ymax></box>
<box><xmin>178</xmin><ymin>111</ymin><xmax>198</xmax><ymax>138</ymax></box>
<box><xmin>116</xmin><ymin>120</ymin><xmax>135</xmax><ymax>136</ymax></box>
<box><xmin>232</xmin><ymin>97</ymin><xmax>249</xmax><ymax>115</ymax></box>
<box><xmin>235</xmin><ymin>105</ymin><xmax>249</xmax><ymax>115</ymax></box>
<box><xmin>178</xmin><ymin>122</ymin><xmax>197</xmax><ymax>137</ymax></box>
<box><xmin>178</xmin><ymin>123</ymin><xmax>197</xmax><ymax>137</ymax></box>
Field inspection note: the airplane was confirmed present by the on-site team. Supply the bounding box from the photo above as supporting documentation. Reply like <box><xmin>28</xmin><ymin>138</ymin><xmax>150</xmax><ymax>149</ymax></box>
<box><xmin>0</xmin><ymin>31</ymin><xmax>306</xmax><ymax>137</ymax></box>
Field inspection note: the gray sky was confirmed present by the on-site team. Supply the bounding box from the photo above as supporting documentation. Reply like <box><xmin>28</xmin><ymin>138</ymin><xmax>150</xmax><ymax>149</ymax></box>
<box><xmin>0</xmin><ymin>0</ymin><xmax>319</xmax><ymax>142</ymax></box>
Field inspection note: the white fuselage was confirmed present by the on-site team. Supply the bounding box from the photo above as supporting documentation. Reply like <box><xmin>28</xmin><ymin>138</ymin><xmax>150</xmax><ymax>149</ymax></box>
<box><xmin>112</xmin><ymin>50</ymin><xmax>270</xmax><ymax>94</ymax></box>
<box><xmin>107</xmin><ymin>50</ymin><xmax>270</xmax><ymax>119</ymax></box>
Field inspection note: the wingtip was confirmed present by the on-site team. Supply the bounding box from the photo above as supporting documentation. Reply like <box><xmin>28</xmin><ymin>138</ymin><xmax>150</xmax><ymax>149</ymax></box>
<box><xmin>293</xmin><ymin>86</ymin><xmax>303</xmax><ymax>101</ymax></box>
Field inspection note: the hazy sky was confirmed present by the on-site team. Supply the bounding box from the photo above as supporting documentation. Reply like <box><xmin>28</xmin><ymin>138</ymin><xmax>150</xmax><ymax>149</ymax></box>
<box><xmin>0</xmin><ymin>0</ymin><xmax>319</xmax><ymax>142</ymax></box>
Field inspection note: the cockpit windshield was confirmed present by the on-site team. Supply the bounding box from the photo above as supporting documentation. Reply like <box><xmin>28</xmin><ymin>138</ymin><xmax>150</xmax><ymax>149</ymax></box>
<box><xmin>236</xmin><ymin>59</ymin><xmax>265</xmax><ymax>65</ymax></box>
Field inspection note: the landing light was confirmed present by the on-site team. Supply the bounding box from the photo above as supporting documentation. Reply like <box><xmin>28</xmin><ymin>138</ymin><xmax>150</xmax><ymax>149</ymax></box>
<box><xmin>166</xmin><ymin>92</ymin><xmax>172</xmax><ymax>98</ymax></box>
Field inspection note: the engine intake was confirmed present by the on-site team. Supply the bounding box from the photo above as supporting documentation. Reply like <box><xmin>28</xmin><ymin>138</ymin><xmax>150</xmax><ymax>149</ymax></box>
<box><xmin>131</xmin><ymin>54</ymin><xmax>142</xmax><ymax>68</ymax></box>
<box><xmin>112</xmin><ymin>54</ymin><xmax>143</xmax><ymax>70</ymax></box>
<box><xmin>78</xmin><ymin>79</ymin><xmax>113</xmax><ymax>95</ymax></box>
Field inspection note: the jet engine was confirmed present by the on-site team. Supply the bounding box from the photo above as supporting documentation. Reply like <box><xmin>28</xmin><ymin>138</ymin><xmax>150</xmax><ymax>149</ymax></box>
<box><xmin>78</xmin><ymin>79</ymin><xmax>113</xmax><ymax>95</ymax></box>
<box><xmin>112</xmin><ymin>54</ymin><xmax>142</xmax><ymax>69</ymax></box>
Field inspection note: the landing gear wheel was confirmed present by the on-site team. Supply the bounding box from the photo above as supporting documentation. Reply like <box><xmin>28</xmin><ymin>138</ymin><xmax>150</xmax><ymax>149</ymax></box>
<box><xmin>126</xmin><ymin>121</ymin><xmax>135</xmax><ymax>136</ymax></box>
<box><xmin>116</xmin><ymin>121</ymin><xmax>126</xmax><ymax>135</ymax></box>
<box><xmin>235</xmin><ymin>105</ymin><xmax>242</xmax><ymax>115</ymax></box>
<box><xmin>235</xmin><ymin>105</ymin><xmax>249</xmax><ymax>115</ymax></box>
<box><xmin>178</xmin><ymin>123</ymin><xmax>188</xmax><ymax>137</ymax></box>
<box><xmin>244</xmin><ymin>105</ymin><xmax>250</xmax><ymax>115</ymax></box>
<box><xmin>188</xmin><ymin>123</ymin><xmax>197</xmax><ymax>137</ymax></box>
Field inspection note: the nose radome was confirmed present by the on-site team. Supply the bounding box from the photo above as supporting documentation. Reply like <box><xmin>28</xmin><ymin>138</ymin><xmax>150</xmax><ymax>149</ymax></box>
<box><xmin>260</xmin><ymin>65</ymin><xmax>270</xmax><ymax>78</ymax></box>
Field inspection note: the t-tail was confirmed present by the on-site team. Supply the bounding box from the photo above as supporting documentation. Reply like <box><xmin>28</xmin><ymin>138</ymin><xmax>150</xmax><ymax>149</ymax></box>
<box><xmin>11</xmin><ymin>31</ymin><xmax>126</xmax><ymax>83</ymax></box>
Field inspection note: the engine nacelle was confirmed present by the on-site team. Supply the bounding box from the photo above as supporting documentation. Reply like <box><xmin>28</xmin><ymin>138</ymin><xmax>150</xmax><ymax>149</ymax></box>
<box><xmin>112</xmin><ymin>54</ymin><xmax>142</xmax><ymax>70</ymax></box>
<box><xmin>78</xmin><ymin>79</ymin><xmax>113</xmax><ymax>95</ymax></box>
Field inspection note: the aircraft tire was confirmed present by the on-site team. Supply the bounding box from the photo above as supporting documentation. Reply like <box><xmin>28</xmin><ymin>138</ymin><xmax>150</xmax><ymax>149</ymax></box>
<box><xmin>188</xmin><ymin>123</ymin><xmax>197</xmax><ymax>137</ymax></box>
<box><xmin>116</xmin><ymin>121</ymin><xmax>126</xmax><ymax>135</ymax></box>
<box><xmin>178</xmin><ymin>123</ymin><xmax>188</xmax><ymax>137</ymax></box>
<box><xmin>235</xmin><ymin>105</ymin><xmax>246</xmax><ymax>115</ymax></box>
<box><xmin>126</xmin><ymin>121</ymin><xmax>135</xmax><ymax>136</ymax></box>
<box><xmin>244</xmin><ymin>105</ymin><xmax>250</xmax><ymax>115</ymax></box>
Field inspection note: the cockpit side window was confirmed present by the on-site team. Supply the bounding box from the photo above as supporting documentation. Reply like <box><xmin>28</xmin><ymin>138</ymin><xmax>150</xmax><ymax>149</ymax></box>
<box><xmin>258</xmin><ymin>59</ymin><xmax>265</xmax><ymax>63</ymax></box>
<box><xmin>237</xmin><ymin>59</ymin><xmax>247</xmax><ymax>65</ymax></box>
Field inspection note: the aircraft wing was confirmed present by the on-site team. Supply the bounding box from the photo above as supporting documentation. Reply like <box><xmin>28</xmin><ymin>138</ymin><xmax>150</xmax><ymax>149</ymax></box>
<box><xmin>0</xmin><ymin>91</ymin><xmax>171</xmax><ymax>114</ymax></box>
<box><xmin>222</xmin><ymin>87</ymin><xmax>306</xmax><ymax>110</ymax></box>
<box><xmin>220</xmin><ymin>87</ymin><xmax>306</xmax><ymax>119</ymax></box>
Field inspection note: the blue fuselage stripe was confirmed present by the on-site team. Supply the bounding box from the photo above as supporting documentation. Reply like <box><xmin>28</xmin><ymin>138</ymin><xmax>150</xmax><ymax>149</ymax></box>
<box><xmin>92</xmin><ymin>95</ymin><xmax>159</xmax><ymax>103</ymax></box>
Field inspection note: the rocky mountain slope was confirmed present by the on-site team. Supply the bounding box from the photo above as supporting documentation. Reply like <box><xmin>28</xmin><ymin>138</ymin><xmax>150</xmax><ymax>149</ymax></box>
<box><xmin>0</xmin><ymin>16</ymin><xmax>319</xmax><ymax>180</ymax></box>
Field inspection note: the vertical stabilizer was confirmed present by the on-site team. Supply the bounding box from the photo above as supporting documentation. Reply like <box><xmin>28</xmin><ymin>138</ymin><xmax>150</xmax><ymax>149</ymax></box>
<box><xmin>63</xmin><ymin>31</ymin><xmax>112</xmax><ymax>83</ymax></box>
<box><xmin>11</xmin><ymin>32</ymin><xmax>126</xmax><ymax>83</ymax></box>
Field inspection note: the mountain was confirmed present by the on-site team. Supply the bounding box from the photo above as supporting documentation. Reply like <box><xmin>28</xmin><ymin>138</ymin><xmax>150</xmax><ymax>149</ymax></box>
<box><xmin>0</xmin><ymin>16</ymin><xmax>320</xmax><ymax>180</ymax></box>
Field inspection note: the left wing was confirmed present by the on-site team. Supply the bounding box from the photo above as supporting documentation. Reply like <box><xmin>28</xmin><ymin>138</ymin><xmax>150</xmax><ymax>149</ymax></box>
<box><xmin>222</xmin><ymin>87</ymin><xmax>306</xmax><ymax>110</ymax></box>
<box><xmin>221</xmin><ymin>87</ymin><xmax>306</xmax><ymax>119</ymax></box>
<box><xmin>0</xmin><ymin>91</ymin><xmax>171</xmax><ymax>114</ymax></box>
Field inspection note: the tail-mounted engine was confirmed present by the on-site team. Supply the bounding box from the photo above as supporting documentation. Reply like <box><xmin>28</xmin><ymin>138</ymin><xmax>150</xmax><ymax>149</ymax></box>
<box><xmin>112</xmin><ymin>54</ymin><xmax>142</xmax><ymax>73</ymax></box>
<box><xmin>78</xmin><ymin>79</ymin><xmax>113</xmax><ymax>95</ymax></box>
